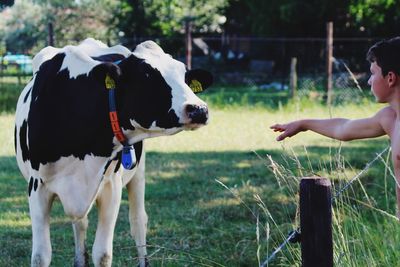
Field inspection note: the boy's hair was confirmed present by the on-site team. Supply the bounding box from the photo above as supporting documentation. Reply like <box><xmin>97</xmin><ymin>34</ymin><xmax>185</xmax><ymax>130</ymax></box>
<box><xmin>367</xmin><ymin>37</ymin><xmax>400</xmax><ymax>76</ymax></box>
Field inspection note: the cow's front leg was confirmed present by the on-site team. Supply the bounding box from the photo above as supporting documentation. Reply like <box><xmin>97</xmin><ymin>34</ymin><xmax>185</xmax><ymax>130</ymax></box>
<box><xmin>126</xmin><ymin>156</ymin><xmax>149</xmax><ymax>267</ymax></box>
<box><xmin>29</xmin><ymin>178</ymin><xmax>54</xmax><ymax>267</ymax></box>
<box><xmin>72</xmin><ymin>216</ymin><xmax>89</xmax><ymax>267</ymax></box>
<box><xmin>92</xmin><ymin>176</ymin><xmax>122</xmax><ymax>267</ymax></box>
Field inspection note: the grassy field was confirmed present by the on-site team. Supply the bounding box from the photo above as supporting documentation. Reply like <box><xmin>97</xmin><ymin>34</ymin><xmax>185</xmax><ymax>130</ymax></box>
<box><xmin>1</xmin><ymin>81</ymin><xmax>400</xmax><ymax>266</ymax></box>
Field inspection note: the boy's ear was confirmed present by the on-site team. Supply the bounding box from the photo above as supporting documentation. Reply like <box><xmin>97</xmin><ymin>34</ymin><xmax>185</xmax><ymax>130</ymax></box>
<box><xmin>387</xmin><ymin>71</ymin><xmax>398</xmax><ymax>87</ymax></box>
<box><xmin>185</xmin><ymin>69</ymin><xmax>213</xmax><ymax>93</ymax></box>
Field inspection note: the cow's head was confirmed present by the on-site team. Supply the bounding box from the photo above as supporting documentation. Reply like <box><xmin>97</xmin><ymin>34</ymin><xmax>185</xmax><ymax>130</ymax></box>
<box><xmin>101</xmin><ymin>41</ymin><xmax>212</xmax><ymax>137</ymax></box>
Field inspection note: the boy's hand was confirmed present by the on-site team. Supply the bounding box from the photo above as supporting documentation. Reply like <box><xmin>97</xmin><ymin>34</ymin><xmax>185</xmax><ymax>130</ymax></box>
<box><xmin>270</xmin><ymin>121</ymin><xmax>305</xmax><ymax>141</ymax></box>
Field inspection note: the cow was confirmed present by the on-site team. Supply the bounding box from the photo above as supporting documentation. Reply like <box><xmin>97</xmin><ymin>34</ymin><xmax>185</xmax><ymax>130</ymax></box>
<box><xmin>14</xmin><ymin>38</ymin><xmax>213</xmax><ymax>267</ymax></box>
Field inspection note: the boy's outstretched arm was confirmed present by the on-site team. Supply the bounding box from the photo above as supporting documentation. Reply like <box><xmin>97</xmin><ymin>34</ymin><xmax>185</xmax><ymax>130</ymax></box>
<box><xmin>271</xmin><ymin>112</ymin><xmax>386</xmax><ymax>141</ymax></box>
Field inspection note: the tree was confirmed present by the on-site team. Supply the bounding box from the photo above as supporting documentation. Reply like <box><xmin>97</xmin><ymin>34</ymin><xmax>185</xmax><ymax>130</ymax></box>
<box><xmin>0</xmin><ymin>0</ymin><xmax>119</xmax><ymax>53</ymax></box>
<box><xmin>223</xmin><ymin>0</ymin><xmax>400</xmax><ymax>38</ymax></box>
<box><xmin>349</xmin><ymin>0</ymin><xmax>400</xmax><ymax>37</ymax></box>
<box><xmin>36</xmin><ymin>0</ymin><xmax>119</xmax><ymax>47</ymax></box>
<box><xmin>0</xmin><ymin>0</ymin><xmax>45</xmax><ymax>54</ymax></box>
<box><xmin>0</xmin><ymin>0</ymin><xmax>14</xmax><ymax>10</ymax></box>
<box><xmin>223</xmin><ymin>0</ymin><xmax>354</xmax><ymax>37</ymax></box>
<box><xmin>110</xmin><ymin>0</ymin><xmax>159</xmax><ymax>39</ymax></box>
<box><xmin>113</xmin><ymin>0</ymin><xmax>229</xmax><ymax>38</ymax></box>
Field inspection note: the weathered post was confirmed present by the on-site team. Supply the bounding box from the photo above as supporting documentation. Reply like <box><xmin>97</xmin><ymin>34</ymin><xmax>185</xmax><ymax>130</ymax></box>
<box><xmin>326</xmin><ymin>22</ymin><xmax>333</xmax><ymax>106</ymax></box>
<box><xmin>48</xmin><ymin>22</ymin><xmax>55</xmax><ymax>46</ymax></box>
<box><xmin>290</xmin><ymin>57</ymin><xmax>297</xmax><ymax>98</ymax></box>
<box><xmin>185</xmin><ymin>18</ymin><xmax>192</xmax><ymax>70</ymax></box>
<box><xmin>300</xmin><ymin>177</ymin><xmax>333</xmax><ymax>267</ymax></box>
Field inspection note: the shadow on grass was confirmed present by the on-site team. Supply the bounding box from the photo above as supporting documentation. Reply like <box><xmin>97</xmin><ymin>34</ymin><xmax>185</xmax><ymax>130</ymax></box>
<box><xmin>0</xmin><ymin>138</ymin><xmax>393</xmax><ymax>266</ymax></box>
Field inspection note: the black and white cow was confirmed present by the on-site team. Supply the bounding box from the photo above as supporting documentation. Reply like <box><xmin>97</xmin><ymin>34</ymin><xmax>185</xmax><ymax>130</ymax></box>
<box><xmin>14</xmin><ymin>38</ymin><xmax>212</xmax><ymax>267</ymax></box>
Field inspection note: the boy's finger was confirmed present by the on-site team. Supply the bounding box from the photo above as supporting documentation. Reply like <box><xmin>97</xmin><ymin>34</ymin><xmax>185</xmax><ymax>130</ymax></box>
<box><xmin>271</xmin><ymin>125</ymin><xmax>284</xmax><ymax>130</ymax></box>
<box><xmin>270</xmin><ymin>124</ymin><xmax>282</xmax><ymax>128</ymax></box>
<box><xmin>277</xmin><ymin>134</ymin><xmax>286</xmax><ymax>141</ymax></box>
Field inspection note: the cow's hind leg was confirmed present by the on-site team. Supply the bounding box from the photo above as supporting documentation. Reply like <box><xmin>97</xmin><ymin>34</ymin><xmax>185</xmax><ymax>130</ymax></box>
<box><xmin>92</xmin><ymin>177</ymin><xmax>122</xmax><ymax>267</ymax></box>
<box><xmin>73</xmin><ymin>216</ymin><xmax>89</xmax><ymax>267</ymax></box>
<box><xmin>126</xmin><ymin>156</ymin><xmax>149</xmax><ymax>267</ymax></box>
<box><xmin>29</xmin><ymin>178</ymin><xmax>54</xmax><ymax>267</ymax></box>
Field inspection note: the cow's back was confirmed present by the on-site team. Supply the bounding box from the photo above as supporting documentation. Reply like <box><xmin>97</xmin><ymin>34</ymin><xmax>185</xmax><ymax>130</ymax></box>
<box><xmin>15</xmin><ymin>39</ymin><xmax>132</xmax><ymax>180</ymax></box>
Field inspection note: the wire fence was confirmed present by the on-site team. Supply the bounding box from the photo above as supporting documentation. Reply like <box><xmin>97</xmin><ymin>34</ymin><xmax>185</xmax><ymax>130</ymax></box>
<box><xmin>260</xmin><ymin>145</ymin><xmax>392</xmax><ymax>266</ymax></box>
<box><xmin>0</xmin><ymin>36</ymin><xmax>381</xmax><ymax>86</ymax></box>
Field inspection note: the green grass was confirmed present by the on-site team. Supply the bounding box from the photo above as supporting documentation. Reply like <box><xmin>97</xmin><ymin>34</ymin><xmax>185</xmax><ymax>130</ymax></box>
<box><xmin>1</xmin><ymin>82</ymin><xmax>399</xmax><ymax>266</ymax></box>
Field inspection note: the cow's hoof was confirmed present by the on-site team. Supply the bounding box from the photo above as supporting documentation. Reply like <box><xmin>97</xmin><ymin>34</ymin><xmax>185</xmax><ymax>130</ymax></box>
<box><xmin>99</xmin><ymin>253</ymin><xmax>112</xmax><ymax>267</ymax></box>
<box><xmin>32</xmin><ymin>253</ymin><xmax>51</xmax><ymax>267</ymax></box>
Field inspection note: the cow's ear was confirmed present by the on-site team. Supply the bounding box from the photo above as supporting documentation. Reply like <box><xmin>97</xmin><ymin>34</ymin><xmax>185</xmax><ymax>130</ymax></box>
<box><xmin>92</xmin><ymin>62</ymin><xmax>122</xmax><ymax>84</ymax></box>
<box><xmin>185</xmin><ymin>69</ymin><xmax>213</xmax><ymax>93</ymax></box>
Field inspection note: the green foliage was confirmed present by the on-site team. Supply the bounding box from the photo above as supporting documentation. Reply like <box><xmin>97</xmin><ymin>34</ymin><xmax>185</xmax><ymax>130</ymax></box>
<box><xmin>149</xmin><ymin>0</ymin><xmax>228</xmax><ymax>35</ymax></box>
<box><xmin>1</xmin><ymin>0</ymin><xmax>399</xmax><ymax>55</ymax></box>
<box><xmin>113</xmin><ymin>0</ymin><xmax>228</xmax><ymax>38</ymax></box>
<box><xmin>0</xmin><ymin>40</ymin><xmax>6</xmax><ymax>56</ymax></box>
<box><xmin>0</xmin><ymin>0</ymin><xmax>119</xmax><ymax>54</ymax></box>
<box><xmin>224</xmin><ymin>0</ymin><xmax>400</xmax><ymax>37</ymax></box>
<box><xmin>0</xmin><ymin>0</ymin><xmax>46</xmax><ymax>54</ymax></box>
<box><xmin>110</xmin><ymin>0</ymin><xmax>160</xmax><ymax>38</ymax></box>
<box><xmin>1</xmin><ymin>0</ymin><xmax>228</xmax><ymax>53</ymax></box>
<box><xmin>38</xmin><ymin>0</ymin><xmax>120</xmax><ymax>48</ymax></box>
<box><xmin>224</xmin><ymin>0</ymin><xmax>353</xmax><ymax>37</ymax></box>
<box><xmin>349</xmin><ymin>0</ymin><xmax>400</xmax><ymax>36</ymax></box>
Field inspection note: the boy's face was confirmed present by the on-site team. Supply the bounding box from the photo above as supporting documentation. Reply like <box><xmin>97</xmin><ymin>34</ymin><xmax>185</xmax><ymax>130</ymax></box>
<box><xmin>368</xmin><ymin>62</ymin><xmax>393</xmax><ymax>103</ymax></box>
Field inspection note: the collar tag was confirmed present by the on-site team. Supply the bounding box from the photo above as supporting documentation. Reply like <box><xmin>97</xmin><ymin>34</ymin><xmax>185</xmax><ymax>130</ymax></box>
<box><xmin>105</xmin><ymin>74</ymin><xmax>116</xmax><ymax>90</ymax></box>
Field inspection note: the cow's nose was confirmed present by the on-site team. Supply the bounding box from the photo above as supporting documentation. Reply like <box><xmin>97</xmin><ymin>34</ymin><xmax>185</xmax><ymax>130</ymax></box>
<box><xmin>185</xmin><ymin>104</ymin><xmax>208</xmax><ymax>124</ymax></box>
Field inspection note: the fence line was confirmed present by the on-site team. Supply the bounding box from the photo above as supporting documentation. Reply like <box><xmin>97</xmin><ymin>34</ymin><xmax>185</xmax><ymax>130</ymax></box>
<box><xmin>260</xmin><ymin>229</ymin><xmax>300</xmax><ymax>267</ymax></box>
<box><xmin>1</xmin><ymin>35</ymin><xmax>382</xmax><ymax>80</ymax></box>
<box><xmin>262</xmin><ymin>145</ymin><xmax>391</xmax><ymax>266</ymax></box>
<box><xmin>331</xmin><ymin>146</ymin><xmax>390</xmax><ymax>201</ymax></box>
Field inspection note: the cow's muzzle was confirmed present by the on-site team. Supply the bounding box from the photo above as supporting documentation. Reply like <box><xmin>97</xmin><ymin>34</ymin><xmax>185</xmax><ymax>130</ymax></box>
<box><xmin>185</xmin><ymin>104</ymin><xmax>209</xmax><ymax>125</ymax></box>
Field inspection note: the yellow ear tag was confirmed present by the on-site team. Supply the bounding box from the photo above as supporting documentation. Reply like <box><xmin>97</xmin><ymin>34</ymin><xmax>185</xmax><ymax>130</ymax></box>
<box><xmin>189</xmin><ymin>79</ymin><xmax>203</xmax><ymax>93</ymax></box>
<box><xmin>105</xmin><ymin>74</ymin><xmax>116</xmax><ymax>90</ymax></box>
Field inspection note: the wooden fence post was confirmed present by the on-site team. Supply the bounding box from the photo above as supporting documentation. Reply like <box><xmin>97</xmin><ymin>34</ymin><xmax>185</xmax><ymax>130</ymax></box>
<box><xmin>300</xmin><ymin>177</ymin><xmax>333</xmax><ymax>267</ymax></box>
<box><xmin>185</xmin><ymin>18</ymin><xmax>192</xmax><ymax>70</ymax></box>
<box><xmin>48</xmin><ymin>22</ymin><xmax>55</xmax><ymax>46</ymax></box>
<box><xmin>290</xmin><ymin>57</ymin><xmax>297</xmax><ymax>98</ymax></box>
<box><xmin>326</xmin><ymin>22</ymin><xmax>333</xmax><ymax>106</ymax></box>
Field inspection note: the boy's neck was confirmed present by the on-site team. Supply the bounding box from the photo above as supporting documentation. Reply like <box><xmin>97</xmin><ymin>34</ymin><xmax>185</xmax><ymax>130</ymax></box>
<box><xmin>388</xmin><ymin>87</ymin><xmax>400</xmax><ymax>117</ymax></box>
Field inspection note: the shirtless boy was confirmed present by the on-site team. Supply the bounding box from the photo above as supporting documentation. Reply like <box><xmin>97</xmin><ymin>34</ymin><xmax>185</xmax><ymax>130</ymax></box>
<box><xmin>270</xmin><ymin>37</ymin><xmax>400</xmax><ymax>219</ymax></box>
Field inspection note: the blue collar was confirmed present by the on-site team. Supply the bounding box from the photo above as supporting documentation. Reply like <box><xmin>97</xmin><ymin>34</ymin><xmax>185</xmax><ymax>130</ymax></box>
<box><xmin>105</xmin><ymin>74</ymin><xmax>136</xmax><ymax>170</ymax></box>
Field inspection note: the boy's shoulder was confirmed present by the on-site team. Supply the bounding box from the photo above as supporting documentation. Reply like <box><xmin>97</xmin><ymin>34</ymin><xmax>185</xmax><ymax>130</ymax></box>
<box><xmin>375</xmin><ymin>106</ymin><xmax>396</xmax><ymax>132</ymax></box>
<box><xmin>376</xmin><ymin>106</ymin><xmax>396</xmax><ymax>118</ymax></box>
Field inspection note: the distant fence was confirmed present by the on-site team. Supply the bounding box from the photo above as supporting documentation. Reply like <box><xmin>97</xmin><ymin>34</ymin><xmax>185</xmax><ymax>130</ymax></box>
<box><xmin>120</xmin><ymin>35</ymin><xmax>380</xmax><ymax>83</ymax></box>
<box><xmin>1</xmin><ymin>35</ymin><xmax>382</xmax><ymax>86</ymax></box>
<box><xmin>0</xmin><ymin>54</ymin><xmax>32</xmax><ymax>85</ymax></box>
